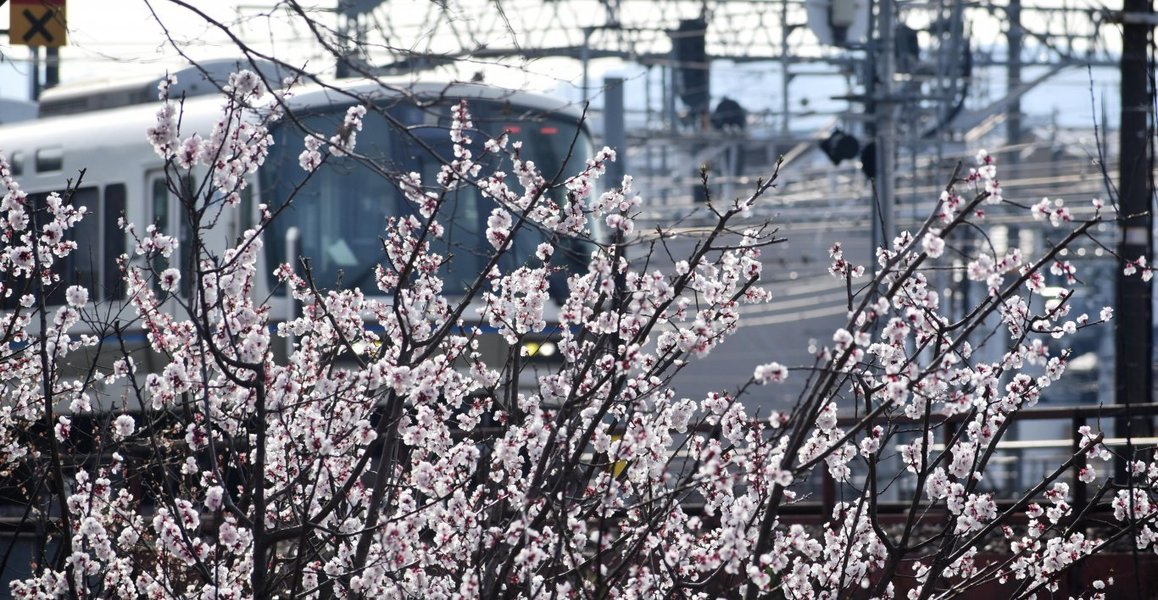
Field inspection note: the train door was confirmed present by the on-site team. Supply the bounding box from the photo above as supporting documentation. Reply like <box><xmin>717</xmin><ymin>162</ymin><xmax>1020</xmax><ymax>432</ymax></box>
<box><xmin>146</xmin><ymin>170</ymin><xmax>193</xmax><ymax>298</ymax></box>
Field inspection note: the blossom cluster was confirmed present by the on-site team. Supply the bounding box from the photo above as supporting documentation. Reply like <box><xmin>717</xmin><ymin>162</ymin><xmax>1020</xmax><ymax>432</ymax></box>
<box><xmin>3</xmin><ymin>79</ymin><xmax>1157</xmax><ymax>600</ymax></box>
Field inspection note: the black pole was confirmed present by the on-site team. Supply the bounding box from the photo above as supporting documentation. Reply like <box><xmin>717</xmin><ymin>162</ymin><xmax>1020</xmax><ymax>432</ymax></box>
<box><xmin>28</xmin><ymin>46</ymin><xmax>40</xmax><ymax>101</ymax></box>
<box><xmin>45</xmin><ymin>47</ymin><xmax>59</xmax><ymax>90</ymax></box>
<box><xmin>1115</xmin><ymin>0</ymin><xmax>1155</xmax><ymax>475</ymax></box>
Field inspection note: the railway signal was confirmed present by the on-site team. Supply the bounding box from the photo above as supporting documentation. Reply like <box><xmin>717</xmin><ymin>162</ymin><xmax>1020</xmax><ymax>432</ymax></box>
<box><xmin>9</xmin><ymin>0</ymin><xmax>66</xmax><ymax>47</ymax></box>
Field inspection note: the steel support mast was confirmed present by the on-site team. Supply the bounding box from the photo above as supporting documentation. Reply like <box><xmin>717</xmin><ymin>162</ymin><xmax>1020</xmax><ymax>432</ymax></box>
<box><xmin>1115</xmin><ymin>0</ymin><xmax>1155</xmax><ymax>453</ymax></box>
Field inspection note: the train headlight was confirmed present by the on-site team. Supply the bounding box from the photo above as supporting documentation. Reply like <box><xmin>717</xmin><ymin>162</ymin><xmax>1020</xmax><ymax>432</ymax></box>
<box><xmin>351</xmin><ymin>339</ymin><xmax>382</xmax><ymax>355</ymax></box>
<box><xmin>523</xmin><ymin>340</ymin><xmax>557</xmax><ymax>358</ymax></box>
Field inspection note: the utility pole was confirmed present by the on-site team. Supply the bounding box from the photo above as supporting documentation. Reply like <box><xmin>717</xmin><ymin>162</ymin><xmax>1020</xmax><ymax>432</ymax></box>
<box><xmin>1115</xmin><ymin>0</ymin><xmax>1155</xmax><ymax>458</ymax></box>
<box><xmin>604</xmin><ymin>76</ymin><xmax>627</xmax><ymax>186</ymax></box>
<box><xmin>780</xmin><ymin>0</ymin><xmax>791</xmax><ymax>134</ymax></box>
<box><xmin>873</xmin><ymin>0</ymin><xmax>896</xmax><ymax>247</ymax></box>
<box><xmin>1006</xmin><ymin>0</ymin><xmax>1022</xmax><ymax>150</ymax></box>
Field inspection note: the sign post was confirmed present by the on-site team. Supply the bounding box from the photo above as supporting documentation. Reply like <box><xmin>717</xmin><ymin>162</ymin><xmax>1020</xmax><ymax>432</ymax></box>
<box><xmin>9</xmin><ymin>0</ymin><xmax>67</xmax><ymax>47</ymax></box>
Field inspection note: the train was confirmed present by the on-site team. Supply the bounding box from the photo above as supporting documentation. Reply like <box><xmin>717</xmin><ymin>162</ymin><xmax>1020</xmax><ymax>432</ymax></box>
<box><xmin>0</xmin><ymin>65</ymin><xmax>615</xmax><ymax>593</ymax></box>
<box><xmin>0</xmin><ymin>63</ymin><xmax>601</xmax><ymax>371</ymax></box>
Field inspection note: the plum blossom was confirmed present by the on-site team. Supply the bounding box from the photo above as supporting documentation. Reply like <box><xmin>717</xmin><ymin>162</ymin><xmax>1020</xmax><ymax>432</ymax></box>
<box><xmin>112</xmin><ymin>415</ymin><xmax>135</xmax><ymax>440</ymax></box>
<box><xmin>921</xmin><ymin>229</ymin><xmax>945</xmax><ymax>258</ymax></box>
<box><xmin>65</xmin><ymin>285</ymin><xmax>88</xmax><ymax>308</ymax></box>
<box><xmin>0</xmin><ymin>78</ymin><xmax>1146</xmax><ymax>600</ymax></box>
<box><xmin>1124</xmin><ymin>254</ymin><xmax>1154</xmax><ymax>281</ymax></box>
<box><xmin>754</xmin><ymin>361</ymin><xmax>788</xmax><ymax>384</ymax></box>
<box><xmin>299</xmin><ymin>135</ymin><xmax>323</xmax><ymax>172</ymax></box>
<box><xmin>329</xmin><ymin>104</ymin><xmax>367</xmax><ymax>156</ymax></box>
<box><xmin>159</xmin><ymin>267</ymin><xmax>181</xmax><ymax>292</ymax></box>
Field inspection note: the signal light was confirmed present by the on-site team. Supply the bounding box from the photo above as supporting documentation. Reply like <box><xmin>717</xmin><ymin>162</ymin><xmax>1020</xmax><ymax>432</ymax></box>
<box><xmin>820</xmin><ymin>129</ymin><xmax>860</xmax><ymax>165</ymax></box>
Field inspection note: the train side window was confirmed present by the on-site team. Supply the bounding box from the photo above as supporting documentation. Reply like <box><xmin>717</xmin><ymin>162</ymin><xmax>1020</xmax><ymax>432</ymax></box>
<box><xmin>150</xmin><ymin>177</ymin><xmax>171</xmax><ymax>296</ymax></box>
<box><xmin>9</xmin><ymin>151</ymin><xmax>24</xmax><ymax>176</ymax></box>
<box><xmin>103</xmin><ymin>184</ymin><xmax>127</xmax><ymax>300</ymax></box>
<box><xmin>149</xmin><ymin>174</ymin><xmax>192</xmax><ymax>297</ymax></box>
<box><xmin>15</xmin><ymin>187</ymin><xmax>99</xmax><ymax>305</ymax></box>
<box><xmin>177</xmin><ymin>177</ymin><xmax>194</xmax><ymax>297</ymax></box>
<box><xmin>35</xmin><ymin>148</ymin><xmax>62</xmax><ymax>173</ymax></box>
<box><xmin>66</xmin><ymin>187</ymin><xmax>101</xmax><ymax>299</ymax></box>
<box><xmin>151</xmin><ymin>178</ymin><xmax>169</xmax><ymax>232</ymax></box>
<box><xmin>238</xmin><ymin>184</ymin><xmax>254</xmax><ymax>236</ymax></box>
<box><xmin>217</xmin><ymin>180</ymin><xmax>254</xmax><ymax>242</ymax></box>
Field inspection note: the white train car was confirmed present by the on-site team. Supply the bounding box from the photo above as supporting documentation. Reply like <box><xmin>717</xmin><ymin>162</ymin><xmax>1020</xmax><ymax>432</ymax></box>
<box><xmin>0</xmin><ymin>68</ymin><xmax>597</xmax><ymax>362</ymax></box>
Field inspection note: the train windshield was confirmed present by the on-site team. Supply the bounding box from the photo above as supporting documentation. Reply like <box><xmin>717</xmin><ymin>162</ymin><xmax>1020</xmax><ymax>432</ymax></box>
<box><xmin>261</xmin><ymin>98</ymin><xmax>597</xmax><ymax>298</ymax></box>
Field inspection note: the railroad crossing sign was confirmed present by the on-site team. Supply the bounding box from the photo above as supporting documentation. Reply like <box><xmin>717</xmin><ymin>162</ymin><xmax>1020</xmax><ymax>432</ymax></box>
<box><xmin>9</xmin><ymin>0</ymin><xmax>67</xmax><ymax>47</ymax></box>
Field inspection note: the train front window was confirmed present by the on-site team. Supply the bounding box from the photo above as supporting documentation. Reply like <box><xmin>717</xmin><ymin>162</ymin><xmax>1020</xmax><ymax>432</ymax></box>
<box><xmin>261</xmin><ymin>98</ymin><xmax>596</xmax><ymax>296</ymax></box>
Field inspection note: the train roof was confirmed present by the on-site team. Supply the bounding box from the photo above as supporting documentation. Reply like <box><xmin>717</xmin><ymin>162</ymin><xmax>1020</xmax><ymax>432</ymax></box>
<box><xmin>36</xmin><ymin>58</ymin><xmax>289</xmax><ymax>119</ymax></box>
<box><xmin>282</xmin><ymin>79</ymin><xmax>588</xmax><ymax>122</ymax></box>
<box><xmin>1</xmin><ymin>78</ymin><xmax>589</xmax><ymax>165</ymax></box>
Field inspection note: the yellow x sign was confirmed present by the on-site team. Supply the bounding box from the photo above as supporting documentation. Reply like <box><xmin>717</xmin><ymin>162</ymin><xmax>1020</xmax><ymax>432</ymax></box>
<box><xmin>9</xmin><ymin>0</ymin><xmax>67</xmax><ymax>47</ymax></box>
